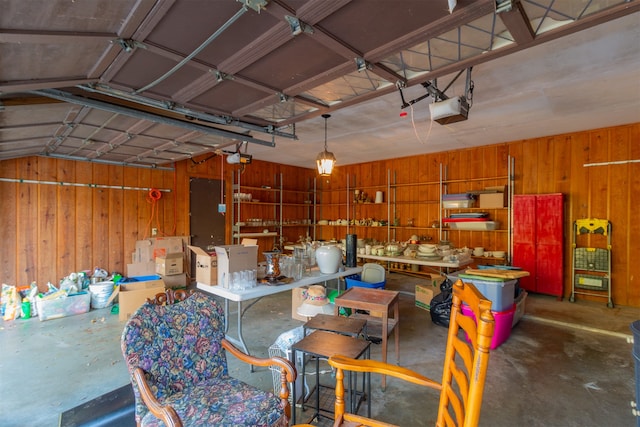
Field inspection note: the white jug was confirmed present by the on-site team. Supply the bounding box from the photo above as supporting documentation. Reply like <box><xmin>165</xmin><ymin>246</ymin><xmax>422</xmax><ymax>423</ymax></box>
<box><xmin>315</xmin><ymin>245</ymin><xmax>342</xmax><ymax>274</ymax></box>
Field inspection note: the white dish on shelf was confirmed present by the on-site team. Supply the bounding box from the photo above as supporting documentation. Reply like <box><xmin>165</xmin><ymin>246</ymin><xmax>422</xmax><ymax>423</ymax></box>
<box><xmin>317</xmin><ymin>220</ymin><xmax>329</xmax><ymax>225</ymax></box>
<box><xmin>416</xmin><ymin>253</ymin><xmax>441</xmax><ymax>259</ymax></box>
<box><xmin>442</xmin><ymin>200</ymin><xmax>475</xmax><ymax>209</ymax></box>
<box><xmin>448</xmin><ymin>221</ymin><xmax>499</xmax><ymax>231</ymax></box>
<box><xmin>418</xmin><ymin>243</ymin><xmax>437</xmax><ymax>253</ymax></box>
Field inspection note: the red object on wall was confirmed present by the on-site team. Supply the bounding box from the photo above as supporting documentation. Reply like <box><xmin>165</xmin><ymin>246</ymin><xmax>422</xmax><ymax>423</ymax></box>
<box><xmin>512</xmin><ymin>194</ymin><xmax>564</xmax><ymax>298</ymax></box>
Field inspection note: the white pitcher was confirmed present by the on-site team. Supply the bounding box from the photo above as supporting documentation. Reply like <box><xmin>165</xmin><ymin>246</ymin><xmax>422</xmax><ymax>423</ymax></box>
<box><xmin>315</xmin><ymin>245</ymin><xmax>342</xmax><ymax>274</ymax></box>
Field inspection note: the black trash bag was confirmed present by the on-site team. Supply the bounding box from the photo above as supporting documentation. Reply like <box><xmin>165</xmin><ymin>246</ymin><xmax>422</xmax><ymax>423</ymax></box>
<box><xmin>430</xmin><ymin>278</ymin><xmax>454</xmax><ymax>327</ymax></box>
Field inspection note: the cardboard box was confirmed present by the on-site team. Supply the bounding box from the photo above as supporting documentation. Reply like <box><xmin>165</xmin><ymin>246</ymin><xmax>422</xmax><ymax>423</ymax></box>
<box><xmin>134</xmin><ymin>237</ymin><xmax>185</xmax><ymax>263</ymax></box>
<box><xmin>214</xmin><ymin>244</ymin><xmax>258</xmax><ymax>288</ymax></box>
<box><xmin>429</xmin><ymin>273</ymin><xmax>446</xmax><ymax>288</ymax></box>
<box><xmin>155</xmin><ymin>252</ymin><xmax>184</xmax><ymax>276</ymax></box>
<box><xmin>188</xmin><ymin>246</ymin><xmax>218</xmax><ymax>285</ymax></box>
<box><xmin>36</xmin><ymin>292</ymin><xmax>91</xmax><ymax>321</ymax></box>
<box><xmin>415</xmin><ymin>279</ymin><xmax>443</xmax><ymax>311</ymax></box>
<box><xmin>161</xmin><ymin>273</ymin><xmax>188</xmax><ymax>289</ymax></box>
<box><xmin>479</xmin><ymin>190</ymin><xmax>507</xmax><ymax>208</ymax></box>
<box><xmin>118</xmin><ymin>277</ymin><xmax>165</xmax><ymax>321</ymax></box>
<box><xmin>127</xmin><ymin>261</ymin><xmax>156</xmax><ymax>277</ymax></box>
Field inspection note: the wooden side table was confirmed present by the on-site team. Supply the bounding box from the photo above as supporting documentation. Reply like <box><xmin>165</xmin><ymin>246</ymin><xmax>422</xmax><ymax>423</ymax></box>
<box><xmin>333</xmin><ymin>286</ymin><xmax>400</xmax><ymax>389</ymax></box>
<box><xmin>290</xmin><ymin>330</ymin><xmax>371</xmax><ymax>425</ymax></box>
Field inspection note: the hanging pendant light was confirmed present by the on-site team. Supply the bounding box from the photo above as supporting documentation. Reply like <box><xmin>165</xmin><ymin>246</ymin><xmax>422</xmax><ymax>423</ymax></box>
<box><xmin>316</xmin><ymin>113</ymin><xmax>336</xmax><ymax>176</ymax></box>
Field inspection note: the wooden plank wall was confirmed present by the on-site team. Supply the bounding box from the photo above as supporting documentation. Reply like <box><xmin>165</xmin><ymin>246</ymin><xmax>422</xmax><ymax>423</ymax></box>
<box><xmin>0</xmin><ymin>123</ymin><xmax>638</xmax><ymax>306</ymax></box>
<box><xmin>0</xmin><ymin>158</ymin><xmax>190</xmax><ymax>291</ymax></box>
<box><xmin>317</xmin><ymin>123</ymin><xmax>640</xmax><ymax>307</ymax></box>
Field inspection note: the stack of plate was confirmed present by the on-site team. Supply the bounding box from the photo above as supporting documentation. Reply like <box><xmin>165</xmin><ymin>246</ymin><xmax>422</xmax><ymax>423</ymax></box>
<box><xmin>417</xmin><ymin>244</ymin><xmax>439</xmax><ymax>259</ymax></box>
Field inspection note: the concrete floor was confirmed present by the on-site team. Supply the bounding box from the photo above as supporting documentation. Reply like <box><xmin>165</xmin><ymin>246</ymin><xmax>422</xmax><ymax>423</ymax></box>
<box><xmin>1</xmin><ymin>273</ymin><xmax>638</xmax><ymax>427</ymax></box>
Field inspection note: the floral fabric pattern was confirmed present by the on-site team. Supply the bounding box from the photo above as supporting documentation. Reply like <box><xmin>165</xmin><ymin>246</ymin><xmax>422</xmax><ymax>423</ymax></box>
<box><xmin>121</xmin><ymin>292</ymin><xmax>286</xmax><ymax>426</ymax></box>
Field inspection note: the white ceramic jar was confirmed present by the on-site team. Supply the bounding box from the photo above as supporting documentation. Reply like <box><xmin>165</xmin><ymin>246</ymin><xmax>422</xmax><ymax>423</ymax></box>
<box><xmin>315</xmin><ymin>245</ymin><xmax>343</xmax><ymax>274</ymax></box>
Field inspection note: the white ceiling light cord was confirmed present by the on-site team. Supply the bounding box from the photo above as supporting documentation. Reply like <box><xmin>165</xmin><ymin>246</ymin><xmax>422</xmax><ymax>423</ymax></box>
<box><xmin>409</xmin><ymin>104</ymin><xmax>434</xmax><ymax>145</ymax></box>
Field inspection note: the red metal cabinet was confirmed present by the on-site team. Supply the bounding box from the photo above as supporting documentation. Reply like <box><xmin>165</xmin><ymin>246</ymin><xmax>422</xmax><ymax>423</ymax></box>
<box><xmin>512</xmin><ymin>194</ymin><xmax>564</xmax><ymax>297</ymax></box>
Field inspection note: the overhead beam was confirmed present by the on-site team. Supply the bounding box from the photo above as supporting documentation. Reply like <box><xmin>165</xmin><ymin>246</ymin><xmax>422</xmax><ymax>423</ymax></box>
<box><xmin>0</xmin><ymin>96</ymin><xmax>65</xmax><ymax>106</ymax></box>
<box><xmin>100</xmin><ymin>0</ymin><xmax>178</xmax><ymax>81</ymax></box>
<box><xmin>0</xmin><ymin>78</ymin><xmax>97</xmax><ymax>93</ymax></box>
<box><xmin>38</xmin><ymin>152</ymin><xmax>176</xmax><ymax>170</ymax></box>
<box><xmin>498</xmin><ymin>0</ymin><xmax>535</xmax><ymax>44</ymax></box>
<box><xmin>77</xmin><ymin>83</ymin><xmax>296</xmax><ymax>138</ymax></box>
<box><xmin>0</xmin><ymin>29</ymin><xmax>114</xmax><ymax>44</ymax></box>
<box><xmin>365</xmin><ymin>0</ymin><xmax>496</xmax><ymax>61</ymax></box>
<box><xmin>31</xmin><ymin>89</ymin><xmax>276</xmax><ymax>147</ymax></box>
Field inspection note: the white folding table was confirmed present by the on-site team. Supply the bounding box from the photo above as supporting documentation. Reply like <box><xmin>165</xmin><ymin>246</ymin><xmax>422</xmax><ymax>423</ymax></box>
<box><xmin>197</xmin><ymin>266</ymin><xmax>362</xmax><ymax>355</ymax></box>
<box><xmin>356</xmin><ymin>253</ymin><xmax>472</xmax><ymax>274</ymax></box>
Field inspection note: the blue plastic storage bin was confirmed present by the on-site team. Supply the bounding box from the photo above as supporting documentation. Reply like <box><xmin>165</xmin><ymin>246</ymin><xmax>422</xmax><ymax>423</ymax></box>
<box><xmin>447</xmin><ymin>271</ymin><xmax>516</xmax><ymax>312</ymax></box>
<box><xmin>123</xmin><ymin>275</ymin><xmax>162</xmax><ymax>282</ymax></box>
<box><xmin>345</xmin><ymin>274</ymin><xmax>385</xmax><ymax>289</ymax></box>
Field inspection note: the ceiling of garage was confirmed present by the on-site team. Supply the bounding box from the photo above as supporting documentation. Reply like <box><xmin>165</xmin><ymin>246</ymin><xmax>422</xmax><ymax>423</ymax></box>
<box><xmin>1</xmin><ymin>0</ymin><xmax>639</xmax><ymax>170</ymax></box>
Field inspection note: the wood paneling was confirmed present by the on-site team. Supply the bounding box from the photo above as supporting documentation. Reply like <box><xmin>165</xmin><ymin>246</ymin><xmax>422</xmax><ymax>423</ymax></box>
<box><xmin>0</xmin><ymin>123</ymin><xmax>638</xmax><ymax>307</ymax></box>
<box><xmin>16</xmin><ymin>158</ymin><xmax>38</xmax><ymax>286</ymax></box>
<box><xmin>74</xmin><ymin>162</ymin><xmax>93</xmax><ymax>279</ymax></box>
<box><xmin>37</xmin><ymin>158</ymin><xmax>57</xmax><ymax>286</ymax></box>
<box><xmin>0</xmin><ymin>160</ymin><xmax>17</xmax><ymax>282</ymax></box>
<box><xmin>56</xmin><ymin>160</ymin><xmax>75</xmax><ymax>276</ymax></box>
<box><xmin>313</xmin><ymin>123</ymin><xmax>640</xmax><ymax>307</ymax></box>
<box><xmin>628</xmin><ymin>125</ymin><xmax>640</xmax><ymax>304</ymax></box>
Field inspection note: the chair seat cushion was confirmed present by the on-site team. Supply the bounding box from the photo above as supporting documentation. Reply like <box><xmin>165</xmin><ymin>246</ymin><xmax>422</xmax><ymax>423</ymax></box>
<box><xmin>140</xmin><ymin>376</ymin><xmax>286</xmax><ymax>427</ymax></box>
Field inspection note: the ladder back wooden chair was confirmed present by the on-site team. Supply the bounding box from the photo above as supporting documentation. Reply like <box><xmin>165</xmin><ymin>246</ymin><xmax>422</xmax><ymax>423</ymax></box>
<box><xmin>319</xmin><ymin>279</ymin><xmax>495</xmax><ymax>427</ymax></box>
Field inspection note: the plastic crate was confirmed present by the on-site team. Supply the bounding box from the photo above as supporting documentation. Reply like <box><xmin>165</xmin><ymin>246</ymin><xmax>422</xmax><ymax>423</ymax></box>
<box><xmin>574</xmin><ymin>248</ymin><xmax>608</xmax><ymax>271</ymax></box>
<box><xmin>269</xmin><ymin>327</ymin><xmax>308</xmax><ymax>403</ymax></box>
<box><xmin>447</xmin><ymin>271</ymin><xmax>516</xmax><ymax>312</ymax></box>
<box><xmin>345</xmin><ymin>274</ymin><xmax>385</xmax><ymax>289</ymax></box>
<box><xmin>36</xmin><ymin>292</ymin><xmax>91</xmax><ymax>321</ymax></box>
<box><xmin>461</xmin><ymin>303</ymin><xmax>516</xmax><ymax>349</ymax></box>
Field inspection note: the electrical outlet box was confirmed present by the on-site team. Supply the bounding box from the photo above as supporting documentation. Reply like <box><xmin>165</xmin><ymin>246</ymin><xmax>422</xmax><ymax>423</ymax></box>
<box><xmin>151</xmin><ymin>228</ymin><xmax>157</xmax><ymax>236</ymax></box>
<box><xmin>218</xmin><ymin>204</ymin><xmax>226</xmax><ymax>213</ymax></box>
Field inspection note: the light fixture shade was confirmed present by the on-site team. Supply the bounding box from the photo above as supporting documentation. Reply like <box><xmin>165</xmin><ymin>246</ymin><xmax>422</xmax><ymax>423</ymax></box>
<box><xmin>316</xmin><ymin>150</ymin><xmax>336</xmax><ymax>176</ymax></box>
<box><xmin>316</xmin><ymin>113</ymin><xmax>336</xmax><ymax>176</ymax></box>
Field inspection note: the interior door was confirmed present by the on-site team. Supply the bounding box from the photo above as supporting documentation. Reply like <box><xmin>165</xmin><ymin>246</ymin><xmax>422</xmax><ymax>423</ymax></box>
<box><xmin>512</xmin><ymin>195</ymin><xmax>537</xmax><ymax>291</ymax></box>
<box><xmin>535</xmin><ymin>194</ymin><xmax>564</xmax><ymax>297</ymax></box>
<box><xmin>189</xmin><ymin>178</ymin><xmax>226</xmax><ymax>274</ymax></box>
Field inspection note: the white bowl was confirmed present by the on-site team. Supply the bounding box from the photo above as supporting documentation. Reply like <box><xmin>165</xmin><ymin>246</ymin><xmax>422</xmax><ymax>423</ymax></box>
<box><xmin>493</xmin><ymin>251</ymin><xmax>506</xmax><ymax>258</ymax></box>
<box><xmin>418</xmin><ymin>244</ymin><xmax>437</xmax><ymax>254</ymax></box>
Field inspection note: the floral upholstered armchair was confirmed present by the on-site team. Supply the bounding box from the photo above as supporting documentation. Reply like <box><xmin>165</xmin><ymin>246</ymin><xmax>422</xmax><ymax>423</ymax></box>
<box><xmin>121</xmin><ymin>292</ymin><xmax>296</xmax><ymax>427</ymax></box>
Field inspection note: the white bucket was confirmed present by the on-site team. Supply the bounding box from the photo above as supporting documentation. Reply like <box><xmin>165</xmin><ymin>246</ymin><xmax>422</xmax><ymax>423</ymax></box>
<box><xmin>89</xmin><ymin>281</ymin><xmax>114</xmax><ymax>309</ymax></box>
